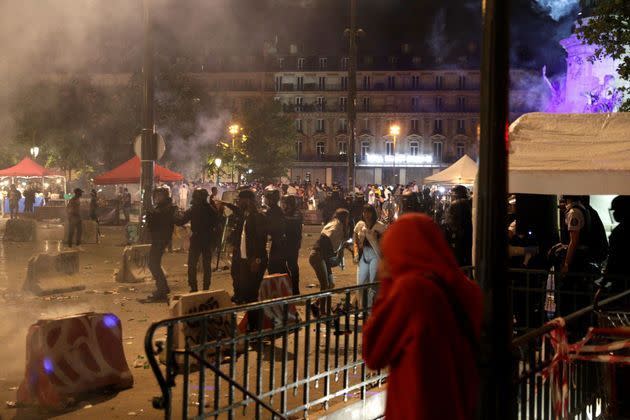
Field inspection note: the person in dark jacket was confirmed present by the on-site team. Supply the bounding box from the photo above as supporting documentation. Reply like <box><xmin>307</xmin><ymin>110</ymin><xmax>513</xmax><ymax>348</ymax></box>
<box><xmin>145</xmin><ymin>187</ymin><xmax>178</xmax><ymax>301</ymax></box>
<box><xmin>265</xmin><ymin>189</ymin><xmax>287</xmax><ymax>275</ymax></box>
<box><xmin>66</xmin><ymin>188</ymin><xmax>83</xmax><ymax>247</ymax></box>
<box><xmin>605</xmin><ymin>195</ymin><xmax>630</xmax><ymax>294</ymax></box>
<box><xmin>228</xmin><ymin>189</ymin><xmax>268</xmax><ymax>306</ymax></box>
<box><xmin>177</xmin><ymin>188</ymin><xmax>219</xmax><ymax>292</ymax></box>
<box><xmin>23</xmin><ymin>186</ymin><xmax>36</xmax><ymax>213</ymax></box>
<box><xmin>89</xmin><ymin>189</ymin><xmax>100</xmax><ymax>244</ymax></box>
<box><xmin>8</xmin><ymin>184</ymin><xmax>21</xmax><ymax>219</ymax></box>
<box><xmin>446</xmin><ymin>185</ymin><xmax>473</xmax><ymax>266</ymax></box>
<box><xmin>281</xmin><ymin>195</ymin><xmax>303</xmax><ymax>294</ymax></box>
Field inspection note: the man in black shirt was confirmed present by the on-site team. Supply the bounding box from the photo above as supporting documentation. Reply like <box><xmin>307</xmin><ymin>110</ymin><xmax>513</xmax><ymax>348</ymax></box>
<box><xmin>605</xmin><ymin>195</ymin><xmax>630</xmax><ymax>294</ymax></box>
<box><xmin>145</xmin><ymin>188</ymin><xmax>177</xmax><ymax>301</ymax></box>
<box><xmin>281</xmin><ymin>195</ymin><xmax>303</xmax><ymax>294</ymax></box>
<box><xmin>177</xmin><ymin>188</ymin><xmax>219</xmax><ymax>292</ymax></box>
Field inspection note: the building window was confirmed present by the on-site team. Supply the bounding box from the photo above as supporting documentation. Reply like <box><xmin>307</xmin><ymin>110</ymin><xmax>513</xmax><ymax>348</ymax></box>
<box><xmin>278</xmin><ymin>57</ymin><xmax>284</xmax><ymax>69</ymax></box>
<box><xmin>295</xmin><ymin>119</ymin><xmax>303</xmax><ymax>132</ymax></box>
<box><xmin>297</xmin><ymin>76</ymin><xmax>304</xmax><ymax>91</ymax></box>
<box><xmin>386</xmin><ymin>141</ymin><xmax>395</xmax><ymax>156</ymax></box>
<box><xmin>341</xmin><ymin>76</ymin><xmax>348</xmax><ymax>90</ymax></box>
<box><xmin>275</xmin><ymin>76</ymin><xmax>282</xmax><ymax>91</ymax></box>
<box><xmin>297</xmin><ymin>57</ymin><xmax>305</xmax><ymax>70</ymax></box>
<box><xmin>316</xmin><ymin>97</ymin><xmax>325</xmax><ymax>111</ymax></box>
<box><xmin>361</xmin><ymin>141</ymin><xmax>370</xmax><ymax>160</ymax></box>
<box><xmin>435</xmin><ymin>75</ymin><xmax>443</xmax><ymax>89</ymax></box>
<box><xmin>412</xmin><ymin>56</ymin><xmax>422</xmax><ymax>67</ymax></box>
<box><xmin>362</xmin><ymin>97</ymin><xmax>370</xmax><ymax>112</ymax></box>
<box><xmin>319</xmin><ymin>76</ymin><xmax>326</xmax><ymax>90</ymax></box>
<box><xmin>458</xmin><ymin>75</ymin><xmax>467</xmax><ymax>89</ymax></box>
<box><xmin>458</xmin><ymin>97</ymin><xmax>466</xmax><ymax>112</ymax></box>
<box><xmin>339</xmin><ymin>97</ymin><xmax>348</xmax><ymax>112</ymax></box>
<box><xmin>409</xmin><ymin>141</ymin><xmax>420</xmax><ymax>156</ymax></box>
<box><xmin>388</xmin><ymin>56</ymin><xmax>398</xmax><ymax>66</ymax></box>
<box><xmin>295</xmin><ymin>96</ymin><xmax>304</xmax><ymax>111</ymax></box>
<box><xmin>434</xmin><ymin>97</ymin><xmax>443</xmax><ymax>111</ymax></box>
<box><xmin>338</xmin><ymin>140</ymin><xmax>347</xmax><ymax>154</ymax></box>
<box><xmin>295</xmin><ymin>141</ymin><xmax>303</xmax><ymax>159</ymax></box>
<box><xmin>411</xmin><ymin>97</ymin><xmax>420</xmax><ymax>111</ymax></box>
<box><xmin>433</xmin><ymin>142</ymin><xmax>443</xmax><ymax>161</ymax></box>
<box><xmin>339</xmin><ymin>118</ymin><xmax>347</xmax><ymax>132</ymax></box>
<box><xmin>456</xmin><ymin>143</ymin><xmax>466</xmax><ymax>158</ymax></box>
<box><xmin>316</xmin><ymin>141</ymin><xmax>325</xmax><ymax>157</ymax></box>
<box><xmin>434</xmin><ymin>119</ymin><xmax>443</xmax><ymax>134</ymax></box>
<box><xmin>316</xmin><ymin>119</ymin><xmax>325</xmax><ymax>132</ymax></box>
<box><xmin>387</xmin><ymin>75</ymin><xmax>396</xmax><ymax>89</ymax></box>
<box><xmin>364</xmin><ymin>55</ymin><xmax>373</xmax><ymax>65</ymax></box>
<box><xmin>411</xmin><ymin>119</ymin><xmax>419</xmax><ymax>133</ymax></box>
<box><xmin>341</xmin><ymin>57</ymin><xmax>349</xmax><ymax>70</ymax></box>
<box><xmin>457</xmin><ymin>119</ymin><xmax>466</xmax><ymax>134</ymax></box>
<box><xmin>362</xmin><ymin>76</ymin><xmax>371</xmax><ymax>90</ymax></box>
<box><xmin>319</xmin><ymin>57</ymin><xmax>328</xmax><ymax>69</ymax></box>
<box><xmin>411</xmin><ymin>75</ymin><xmax>420</xmax><ymax>89</ymax></box>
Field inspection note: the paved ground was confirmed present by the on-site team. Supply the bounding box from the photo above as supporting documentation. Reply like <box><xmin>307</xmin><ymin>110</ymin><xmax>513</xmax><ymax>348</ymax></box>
<box><xmin>0</xmin><ymin>219</ymin><xmax>360</xmax><ymax>419</ymax></box>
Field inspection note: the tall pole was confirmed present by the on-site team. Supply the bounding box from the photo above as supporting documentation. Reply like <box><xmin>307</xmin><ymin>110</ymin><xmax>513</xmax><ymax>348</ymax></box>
<box><xmin>476</xmin><ymin>0</ymin><xmax>512</xmax><ymax>418</ymax></box>
<box><xmin>346</xmin><ymin>0</ymin><xmax>358</xmax><ymax>195</ymax></box>
<box><xmin>140</xmin><ymin>0</ymin><xmax>156</xmax><ymax>242</ymax></box>
<box><xmin>231</xmin><ymin>135</ymin><xmax>235</xmax><ymax>184</ymax></box>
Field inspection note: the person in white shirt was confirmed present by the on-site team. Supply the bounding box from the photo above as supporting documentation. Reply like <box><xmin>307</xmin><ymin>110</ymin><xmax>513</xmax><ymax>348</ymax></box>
<box><xmin>353</xmin><ymin>205</ymin><xmax>387</xmax><ymax>308</ymax></box>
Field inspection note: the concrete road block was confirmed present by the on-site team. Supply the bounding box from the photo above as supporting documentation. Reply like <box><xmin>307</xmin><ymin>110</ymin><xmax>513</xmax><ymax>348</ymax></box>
<box><xmin>23</xmin><ymin>250</ymin><xmax>84</xmax><ymax>295</ymax></box>
<box><xmin>116</xmin><ymin>244</ymin><xmax>155</xmax><ymax>283</ymax></box>
<box><xmin>259</xmin><ymin>273</ymin><xmax>299</xmax><ymax>327</ymax></box>
<box><xmin>3</xmin><ymin>218</ymin><xmax>37</xmax><ymax>242</ymax></box>
<box><xmin>17</xmin><ymin>312</ymin><xmax>133</xmax><ymax>410</ymax></box>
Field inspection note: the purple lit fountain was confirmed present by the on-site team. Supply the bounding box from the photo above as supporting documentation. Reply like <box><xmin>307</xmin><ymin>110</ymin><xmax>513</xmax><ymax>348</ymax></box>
<box><xmin>544</xmin><ymin>4</ymin><xmax>624</xmax><ymax>113</ymax></box>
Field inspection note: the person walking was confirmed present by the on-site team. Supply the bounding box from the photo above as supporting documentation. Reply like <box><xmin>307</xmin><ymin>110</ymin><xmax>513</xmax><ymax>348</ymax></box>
<box><xmin>363</xmin><ymin>214</ymin><xmax>483</xmax><ymax>420</ymax></box>
<box><xmin>23</xmin><ymin>185</ymin><xmax>36</xmax><ymax>214</ymax></box>
<box><xmin>176</xmin><ymin>188</ymin><xmax>219</xmax><ymax>292</ymax></box>
<box><xmin>66</xmin><ymin>188</ymin><xmax>83</xmax><ymax>248</ymax></box>
<box><xmin>121</xmin><ymin>187</ymin><xmax>132</xmax><ymax>224</ymax></box>
<box><xmin>281</xmin><ymin>195</ymin><xmax>303</xmax><ymax>294</ymax></box>
<box><xmin>265</xmin><ymin>189</ymin><xmax>287</xmax><ymax>275</ymax></box>
<box><xmin>309</xmin><ymin>208</ymin><xmax>351</xmax><ymax>316</ymax></box>
<box><xmin>89</xmin><ymin>189</ymin><xmax>100</xmax><ymax>244</ymax></box>
<box><xmin>353</xmin><ymin>205</ymin><xmax>386</xmax><ymax>308</ymax></box>
<box><xmin>145</xmin><ymin>187</ymin><xmax>178</xmax><ymax>301</ymax></box>
<box><xmin>8</xmin><ymin>184</ymin><xmax>21</xmax><ymax>219</ymax></box>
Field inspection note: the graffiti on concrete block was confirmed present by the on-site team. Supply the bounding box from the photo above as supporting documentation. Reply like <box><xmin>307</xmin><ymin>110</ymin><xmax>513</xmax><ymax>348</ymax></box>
<box><xmin>182</xmin><ymin>297</ymin><xmax>233</xmax><ymax>347</ymax></box>
<box><xmin>129</xmin><ymin>248</ymin><xmax>149</xmax><ymax>271</ymax></box>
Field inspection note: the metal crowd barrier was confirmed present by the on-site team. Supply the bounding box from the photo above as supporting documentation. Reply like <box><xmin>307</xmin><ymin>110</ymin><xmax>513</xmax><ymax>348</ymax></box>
<box><xmin>145</xmin><ymin>268</ymin><xmax>629</xmax><ymax>419</ymax></box>
<box><xmin>512</xmin><ymin>289</ymin><xmax>630</xmax><ymax>420</ymax></box>
<box><xmin>145</xmin><ymin>283</ymin><xmax>385</xmax><ymax>419</ymax></box>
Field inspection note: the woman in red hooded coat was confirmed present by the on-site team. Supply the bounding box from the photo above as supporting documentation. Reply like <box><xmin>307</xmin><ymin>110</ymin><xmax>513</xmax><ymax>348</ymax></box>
<box><xmin>363</xmin><ymin>213</ymin><xmax>483</xmax><ymax>420</ymax></box>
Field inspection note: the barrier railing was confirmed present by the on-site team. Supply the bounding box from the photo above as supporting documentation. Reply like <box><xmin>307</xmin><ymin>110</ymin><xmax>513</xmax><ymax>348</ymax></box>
<box><xmin>512</xmin><ymin>289</ymin><xmax>630</xmax><ymax>420</ymax></box>
<box><xmin>145</xmin><ymin>283</ymin><xmax>385</xmax><ymax>419</ymax></box>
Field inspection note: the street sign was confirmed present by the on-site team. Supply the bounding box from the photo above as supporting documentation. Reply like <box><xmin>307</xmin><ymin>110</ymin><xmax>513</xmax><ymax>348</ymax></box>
<box><xmin>134</xmin><ymin>133</ymin><xmax>165</xmax><ymax>160</ymax></box>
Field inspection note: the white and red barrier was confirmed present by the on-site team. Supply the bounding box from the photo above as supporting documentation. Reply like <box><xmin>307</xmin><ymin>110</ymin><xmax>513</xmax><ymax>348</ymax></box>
<box><xmin>116</xmin><ymin>244</ymin><xmax>153</xmax><ymax>283</ymax></box>
<box><xmin>23</xmin><ymin>250</ymin><xmax>84</xmax><ymax>296</ymax></box>
<box><xmin>238</xmin><ymin>273</ymin><xmax>299</xmax><ymax>332</ymax></box>
<box><xmin>17</xmin><ymin>312</ymin><xmax>133</xmax><ymax>410</ymax></box>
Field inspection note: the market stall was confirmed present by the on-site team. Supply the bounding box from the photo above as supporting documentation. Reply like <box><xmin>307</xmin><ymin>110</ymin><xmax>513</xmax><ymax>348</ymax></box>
<box><xmin>93</xmin><ymin>156</ymin><xmax>183</xmax><ymax>185</ymax></box>
<box><xmin>423</xmin><ymin>154</ymin><xmax>478</xmax><ymax>186</ymax></box>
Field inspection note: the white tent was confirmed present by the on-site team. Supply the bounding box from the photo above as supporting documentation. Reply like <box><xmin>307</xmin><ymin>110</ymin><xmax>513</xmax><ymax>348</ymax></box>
<box><xmin>424</xmin><ymin>154</ymin><xmax>478</xmax><ymax>185</ymax></box>
<box><xmin>509</xmin><ymin>112</ymin><xmax>630</xmax><ymax>194</ymax></box>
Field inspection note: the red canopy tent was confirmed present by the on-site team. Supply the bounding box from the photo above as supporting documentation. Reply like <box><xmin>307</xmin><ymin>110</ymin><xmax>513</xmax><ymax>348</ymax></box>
<box><xmin>0</xmin><ymin>157</ymin><xmax>57</xmax><ymax>177</ymax></box>
<box><xmin>94</xmin><ymin>156</ymin><xmax>184</xmax><ymax>185</ymax></box>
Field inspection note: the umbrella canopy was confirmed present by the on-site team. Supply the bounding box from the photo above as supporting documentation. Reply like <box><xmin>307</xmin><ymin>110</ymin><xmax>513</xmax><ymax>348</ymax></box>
<box><xmin>509</xmin><ymin>112</ymin><xmax>630</xmax><ymax>195</ymax></box>
<box><xmin>0</xmin><ymin>157</ymin><xmax>59</xmax><ymax>177</ymax></box>
<box><xmin>424</xmin><ymin>155</ymin><xmax>478</xmax><ymax>185</ymax></box>
<box><xmin>94</xmin><ymin>156</ymin><xmax>184</xmax><ymax>185</ymax></box>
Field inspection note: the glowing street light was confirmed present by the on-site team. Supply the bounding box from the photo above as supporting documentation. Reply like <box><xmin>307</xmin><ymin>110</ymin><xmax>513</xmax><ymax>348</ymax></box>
<box><xmin>228</xmin><ymin>124</ymin><xmax>240</xmax><ymax>136</ymax></box>
<box><xmin>214</xmin><ymin>158</ymin><xmax>222</xmax><ymax>168</ymax></box>
<box><xmin>389</xmin><ymin>124</ymin><xmax>401</xmax><ymax>181</ymax></box>
<box><xmin>228</xmin><ymin>124</ymin><xmax>241</xmax><ymax>184</ymax></box>
<box><xmin>30</xmin><ymin>146</ymin><xmax>40</xmax><ymax>159</ymax></box>
<box><xmin>214</xmin><ymin>157</ymin><xmax>222</xmax><ymax>185</ymax></box>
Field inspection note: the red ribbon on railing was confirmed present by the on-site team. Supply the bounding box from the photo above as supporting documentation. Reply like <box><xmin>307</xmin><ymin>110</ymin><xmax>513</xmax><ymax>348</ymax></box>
<box><xmin>541</xmin><ymin>320</ymin><xmax>630</xmax><ymax>420</ymax></box>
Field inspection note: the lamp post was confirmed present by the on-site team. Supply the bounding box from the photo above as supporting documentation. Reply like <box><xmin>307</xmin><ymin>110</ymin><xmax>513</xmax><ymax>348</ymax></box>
<box><xmin>214</xmin><ymin>157</ymin><xmax>222</xmax><ymax>185</ymax></box>
<box><xmin>389</xmin><ymin>124</ymin><xmax>400</xmax><ymax>183</ymax></box>
<box><xmin>228</xmin><ymin>124</ymin><xmax>240</xmax><ymax>184</ymax></box>
<box><xmin>30</xmin><ymin>146</ymin><xmax>40</xmax><ymax>159</ymax></box>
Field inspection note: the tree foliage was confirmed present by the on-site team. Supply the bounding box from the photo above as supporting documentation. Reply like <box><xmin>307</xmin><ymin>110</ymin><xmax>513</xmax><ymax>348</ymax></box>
<box><xmin>577</xmin><ymin>0</ymin><xmax>630</xmax><ymax>110</ymax></box>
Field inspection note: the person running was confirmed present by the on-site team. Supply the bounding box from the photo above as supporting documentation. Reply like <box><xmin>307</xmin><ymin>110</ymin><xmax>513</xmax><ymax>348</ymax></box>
<box><xmin>8</xmin><ymin>184</ymin><xmax>21</xmax><ymax>219</ymax></box>
<box><xmin>66</xmin><ymin>188</ymin><xmax>83</xmax><ymax>248</ymax></box>
<box><xmin>176</xmin><ymin>188</ymin><xmax>219</xmax><ymax>292</ymax></box>
<box><xmin>363</xmin><ymin>214</ymin><xmax>483</xmax><ymax>420</ymax></box>
<box><xmin>281</xmin><ymin>195</ymin><xmax>303</xmax><ymax>295</ymax></box>
<box><xmin>309</xmin><ymin>208</ymin><xmax>351</xmax><ymax>316</ymax></box>
<box><xmin>353</xmin><ymin>205</ymin><xmax>386</xmax><ymax>308</ymax></box>
<box><xmin>145</xmin><ymin>187</ymin><xmax>178</xmax><ymax>301</ymax></box>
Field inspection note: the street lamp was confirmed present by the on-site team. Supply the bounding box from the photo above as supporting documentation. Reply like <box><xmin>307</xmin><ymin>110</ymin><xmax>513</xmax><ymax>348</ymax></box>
<box><xmin>214</xmin><ymin>157</ymin><xmax>222</xmax><ymax>185</ymax></box>
<box><xmin>30</xmin><ymin>146</ymin><xmax>39</xmax><ymax>159</ymax></box>
<box><xmin>389</xmin><ymin>124</ymin><xmax>400</xmax><ymax>183</ymax></box>
<box><xmin>228</xmin><ymin>124</ymin><xmax>240</xmax><ymax>184</ymax></box>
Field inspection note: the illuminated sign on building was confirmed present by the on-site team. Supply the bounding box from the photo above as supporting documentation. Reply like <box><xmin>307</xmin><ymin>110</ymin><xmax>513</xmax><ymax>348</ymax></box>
<box><xmin>363</xmin><ymin>153</ymin><xmax>434</xmax><ymax>166</ymax></box>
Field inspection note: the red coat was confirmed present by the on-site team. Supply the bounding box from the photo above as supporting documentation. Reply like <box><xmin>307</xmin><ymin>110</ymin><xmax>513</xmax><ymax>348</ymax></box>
<box><xmin>363</xmin><ymin>214</ymin><xmax>483</xmax><ymax>420</ymax></box>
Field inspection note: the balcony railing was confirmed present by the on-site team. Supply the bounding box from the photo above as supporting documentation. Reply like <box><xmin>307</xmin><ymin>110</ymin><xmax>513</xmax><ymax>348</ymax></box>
<box><xmin>282</xmin><ymin>104</ymin><xmax>478</xmax><ymax>114</ymax></box>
